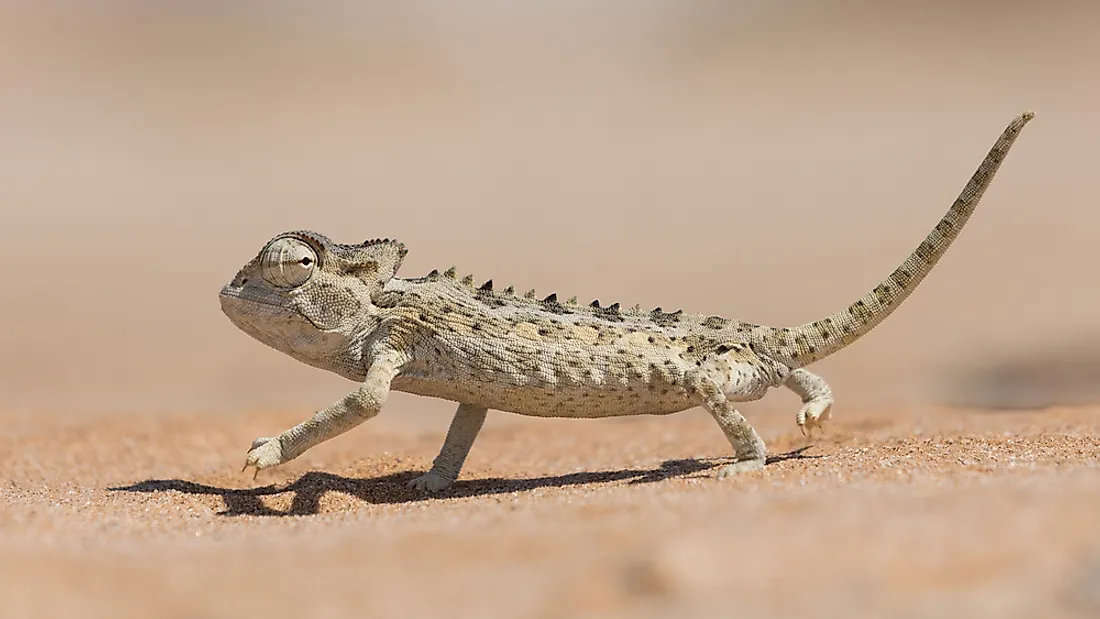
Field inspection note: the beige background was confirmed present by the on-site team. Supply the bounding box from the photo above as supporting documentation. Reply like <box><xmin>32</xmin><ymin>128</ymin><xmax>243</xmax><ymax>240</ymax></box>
<box><xmin>2</xmin><ymin>1</ymin><xmax>1099</xmax><ymax>421</ymax></box>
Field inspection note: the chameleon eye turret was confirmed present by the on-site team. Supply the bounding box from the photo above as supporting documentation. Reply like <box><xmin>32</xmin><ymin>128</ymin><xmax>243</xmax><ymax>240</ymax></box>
<box><xmin>260</xmin><ymin>237</ymin><xmax>317</xmax><ymax>289</ymax></box>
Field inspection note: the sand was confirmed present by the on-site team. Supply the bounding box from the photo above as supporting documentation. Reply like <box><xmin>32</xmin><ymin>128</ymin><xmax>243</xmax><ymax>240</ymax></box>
<box><xmin>3</xmin><ymin>3</ymin><xmax>1100</xmax><ymax>618</ymax></box>
<box><xmin>3</xmin><ymin>405</ymin><xmax>1099</xmax><ymax>618</ymax></box>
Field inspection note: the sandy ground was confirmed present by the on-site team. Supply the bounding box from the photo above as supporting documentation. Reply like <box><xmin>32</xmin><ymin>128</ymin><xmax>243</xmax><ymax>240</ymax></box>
<box><xmin>3</xmin><ymin>404</ymin><xmax>1100</xmax><ymax>618</ymax></box>
<box><xmin>3</xmin><ymin>2</ymin><xmax>1100</xmax><ymax>618</ymax></box>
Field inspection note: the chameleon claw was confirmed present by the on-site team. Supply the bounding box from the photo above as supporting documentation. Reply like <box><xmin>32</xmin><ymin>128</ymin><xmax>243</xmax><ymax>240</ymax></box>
<box><xmin>242</xmin><ymin>461</ymin><xmax>260</xmax><ymax>480</ymax></box>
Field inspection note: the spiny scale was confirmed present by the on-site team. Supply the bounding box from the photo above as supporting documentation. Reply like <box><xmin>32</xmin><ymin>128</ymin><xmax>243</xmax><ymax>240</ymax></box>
<box><xmin>420</xmin><ymin>267</ymin><xmax>687</xmax><ymax>323</ymax></box>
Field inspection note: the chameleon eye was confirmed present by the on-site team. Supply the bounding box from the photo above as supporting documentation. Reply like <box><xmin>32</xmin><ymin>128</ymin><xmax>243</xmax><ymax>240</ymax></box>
<box><xmin>260</xmin><ymin>237</ymin><xmax>317</xmax><ymax>288</ymax></box>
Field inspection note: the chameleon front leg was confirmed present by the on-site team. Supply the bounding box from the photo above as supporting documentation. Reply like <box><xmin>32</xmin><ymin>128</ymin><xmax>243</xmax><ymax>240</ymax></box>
<box><xmin>242</xmin><ymin>352</ymin><xmax>402</xmax><ymax>479</ymax></box>
<box><xmin>407</xmin><ymin>403</ymin><xmax>488</xmax><ymax>493</ymax></box>
<box><xmin>784</xmin><ymin>368</ymin><xmax>834</xmax><ymax>436</ymax></box>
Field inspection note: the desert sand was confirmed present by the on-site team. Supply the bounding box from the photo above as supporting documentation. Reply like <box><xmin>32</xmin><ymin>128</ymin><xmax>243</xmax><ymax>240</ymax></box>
<box><xmin>2</xmin><ymin>2</ymin><xmax>1100</xmax><ymax>618</ymax></box>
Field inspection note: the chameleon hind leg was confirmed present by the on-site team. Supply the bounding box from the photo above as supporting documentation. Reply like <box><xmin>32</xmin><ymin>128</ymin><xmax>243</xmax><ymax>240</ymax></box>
<box><xmin>688</xmin><ymin>373</ymin><xmax>768</xmax><ymax>477</ymax></box>
<box><xmin>784</xmin><ymin>369</ymin><xmax>834</xmax><ymax>436</ymax></box>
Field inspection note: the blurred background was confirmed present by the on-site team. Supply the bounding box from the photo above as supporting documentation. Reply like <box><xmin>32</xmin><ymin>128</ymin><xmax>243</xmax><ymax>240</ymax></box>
<box><xmin>2</xmin><ymin>0</ymin><xmax>1098</xmax><ymax>421</ymax></box>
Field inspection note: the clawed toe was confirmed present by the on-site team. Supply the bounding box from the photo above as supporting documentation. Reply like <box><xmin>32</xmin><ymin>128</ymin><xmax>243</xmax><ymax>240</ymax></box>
<box><xmin>797</xmin><ymin>399</ymin><xmax>834</xmax><ymax>437</ymax></box>
<box><xmin>241</xmin><ymin>436</ymin><xmax>285</xmax><ymax>480</ymax></box>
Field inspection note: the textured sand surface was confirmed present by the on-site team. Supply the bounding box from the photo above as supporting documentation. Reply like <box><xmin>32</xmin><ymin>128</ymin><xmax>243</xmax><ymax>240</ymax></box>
<box><xmin>3</xmin><ymin>405</ymin><xmax>1100</xmax><ymax>619</ymax></box>
<box><xmin>3</xmin><ymin>2</ymin><xmax>1100</xmax><ymax>618</ymax></box>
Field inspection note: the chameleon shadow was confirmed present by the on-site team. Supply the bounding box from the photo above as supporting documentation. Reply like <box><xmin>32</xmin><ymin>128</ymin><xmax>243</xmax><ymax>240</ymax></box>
<box><xmin>108</xmin><ymin>447</ymin><xmax>818</xmax><ymax>517</ymax></box>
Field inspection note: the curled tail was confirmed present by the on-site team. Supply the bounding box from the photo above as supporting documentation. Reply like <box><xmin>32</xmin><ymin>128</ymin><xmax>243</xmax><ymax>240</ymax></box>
<box><xmin>757</xmin><ymin>111</ymin><xmax>1035</xmax><ymax>370</ymax></box>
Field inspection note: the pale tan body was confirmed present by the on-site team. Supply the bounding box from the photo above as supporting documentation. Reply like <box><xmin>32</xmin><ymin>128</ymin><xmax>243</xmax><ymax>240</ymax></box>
<box><xmin>220</xmin><ymin>113</ymin><xmax>1033</xmax><ymax>491</ymax></box>
<box><xmin>387</xmin><ymin>279</ymin><xmax>789</xmax><ymax>417</ymax></box>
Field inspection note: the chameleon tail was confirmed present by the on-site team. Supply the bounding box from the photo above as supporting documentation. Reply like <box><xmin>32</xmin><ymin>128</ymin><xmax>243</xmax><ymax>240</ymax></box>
<box><xmin>758</xmin><ymin>111</ymin><xmax>1035</xmax><ymax>370</ymax></box>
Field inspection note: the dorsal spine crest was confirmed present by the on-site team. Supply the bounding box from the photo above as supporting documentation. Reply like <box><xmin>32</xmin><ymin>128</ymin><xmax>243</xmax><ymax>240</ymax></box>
<box><xmin>414</xmin><ymin>268</ymin><xmax>696</xmax><ymax>324</ymax></box>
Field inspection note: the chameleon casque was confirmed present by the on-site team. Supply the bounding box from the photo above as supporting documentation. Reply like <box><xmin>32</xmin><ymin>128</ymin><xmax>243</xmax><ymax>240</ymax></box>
<box><xmin>220</xmin><ymin>112</ymin><xmax>1034</xmax><ymax>491</ymax></box>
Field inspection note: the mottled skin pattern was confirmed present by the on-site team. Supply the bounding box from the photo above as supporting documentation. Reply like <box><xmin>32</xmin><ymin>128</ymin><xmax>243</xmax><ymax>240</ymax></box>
<box><xmin>220</xmin><ymin>112</ymin><xmax>1034</xmax><ymax>491</ymax></box>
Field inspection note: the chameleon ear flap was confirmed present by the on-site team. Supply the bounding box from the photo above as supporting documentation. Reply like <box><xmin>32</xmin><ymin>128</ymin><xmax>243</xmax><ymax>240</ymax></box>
<box><xmin>339</xmin><ymin>238</ymin><xmax>408</xmax><ymax>291</ymax></box>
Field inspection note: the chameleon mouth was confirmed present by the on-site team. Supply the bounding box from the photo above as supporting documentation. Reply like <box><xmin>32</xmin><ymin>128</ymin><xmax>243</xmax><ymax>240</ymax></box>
<box><xmin>219</xmin><ymin>283</ymin><xmax>345</xmax><ymax>334</ymax></box>
<box><xmin>219</xmin><ymin>285</ymin><xmax>311</xmax><ymax>352</ymax></box>
<box><xmin>219</xmin><ymin>284</ymin><xmax>296</xmax><ymax>321</ymax></box>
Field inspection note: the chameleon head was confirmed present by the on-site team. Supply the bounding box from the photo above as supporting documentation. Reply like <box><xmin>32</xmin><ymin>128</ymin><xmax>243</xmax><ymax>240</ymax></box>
<box><xmin>218</xmin><ymin>230</ymin><xmax>408</xmax><ymax>373</ymax></box>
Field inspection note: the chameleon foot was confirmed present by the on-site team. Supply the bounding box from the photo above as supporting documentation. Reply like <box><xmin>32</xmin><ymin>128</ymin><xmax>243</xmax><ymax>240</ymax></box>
<box><xmin>797</xmin><ymin>397</ymin><xmax>834</xmax><ymax>437</ymax></box>
<box><xmin>242</xmin><ymin>436</ymin><xmax>286</xmax><ymax>479</ymax></box>
<box><xmin>716</xmin><ymin>457</ymin><xmax>766</xmax><ymax>478</ymax></box>
<box><xmin>407</xmin><ymin>470</ymin><xmax>455</xmax><ymax>493</ymax></box>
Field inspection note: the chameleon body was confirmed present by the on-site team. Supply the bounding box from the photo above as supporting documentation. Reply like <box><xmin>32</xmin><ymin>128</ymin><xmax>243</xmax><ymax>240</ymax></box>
<box><xmin>220</xmin><ymin>112</ymin><xmax>1034</xmax><ymax>490</ymax></box>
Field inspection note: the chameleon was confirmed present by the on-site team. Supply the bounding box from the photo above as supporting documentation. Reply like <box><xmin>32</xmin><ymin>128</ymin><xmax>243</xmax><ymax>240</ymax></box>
<box><xmin>220</xmin><ymin>112</ymin><xmax>1034</xmax><ymax>491</ymax></box>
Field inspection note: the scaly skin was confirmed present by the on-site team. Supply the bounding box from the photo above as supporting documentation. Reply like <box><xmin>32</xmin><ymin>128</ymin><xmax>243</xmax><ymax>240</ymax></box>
<box><xmin>219</xmin><ymin>112</ymin><xmax>1034</xmax><ymax>490</ymax></box>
